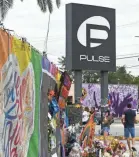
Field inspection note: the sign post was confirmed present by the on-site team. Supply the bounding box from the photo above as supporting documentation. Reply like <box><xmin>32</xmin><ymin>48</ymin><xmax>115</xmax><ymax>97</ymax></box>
<box><xmin>66</xmin><ymin>3</ymin><xmax>116</xmax><ymax>71</ymax></box>
<box><xmin>101</xmin><ymin>71</ymin><xmax>108</xmax><ymax>103</ymax></box>
<box><xmin>74</xmin><ymin>70</ymin><xmax>82</xmax><ymax>103</ymax></box>
<box><xmin>100</xmin><ymin>71</ymin><xmax>108</xmax><ymax>129</ymax></box>
<box><xmin>66</xmin><ymin>2</ymin><xmax>116</xmax><ymax>120</ymax></box>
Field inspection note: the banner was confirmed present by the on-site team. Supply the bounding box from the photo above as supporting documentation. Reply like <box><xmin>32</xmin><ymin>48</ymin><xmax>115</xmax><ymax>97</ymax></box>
<box><xmin>0</xmin><ymin>28</ymin><xmax>67</xmax><ymax>157</ymax></box>
<box><xmin>0</xmin><ymin>31</ymin><xmax>35</xmax><ymax>157</ymax></box>
<box><xmin>27</xmin><ymin>48</ymin><xmax>42</xmax><ymax>157</ymax></box>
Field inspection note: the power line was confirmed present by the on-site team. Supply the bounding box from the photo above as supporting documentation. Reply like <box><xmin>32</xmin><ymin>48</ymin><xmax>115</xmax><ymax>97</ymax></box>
<box><xmin>28</xmin><ymin>20</ymin><xmax>139</xmax><ymax>42</ymax></box>
<box><xmin>117</xmin><ymin>20</ymin><xmax>139</xmax><ymax>28</ymax></box>
<box><xmin>117</xmin><ymin>55</ymin><xmax>139</xmax><ymax>60</ymax></box>
<box><xmin>30</xmin><ymin>35</ymin><xmax>139</xmax><ymax>46</ymax></box>
<box><xmin>30</xmin><ymin>38</ymin><xmax>139</xmax><ymax>48</ymax></box>
<box><xmin>118</xmin><ymin>44</ymin><xmax>139</xmax><ymax>49</ymax></box>
<box><xmin>126</xmin><ymin>65</ymin><xmax>139</xmax><ymax>68</ymax></box>
<box><xmin>117</xmin><ymin>53</ymin><xmax>139</xmax><ymax>57</ymax></box>
<box><xmin>42</xmin><ymin>49</ymin><xmax>139</xmax><ymax>58</ymax></box>
<box><xmin>48</xmin><ymin>55</ymin><xmax>139</xmax><ymax>69</ymax></box>
<box><xmin>30</xmin><ymin>34</ymin><xmax>139</xmax><ymax>42</ymax></box>
<box><xmin>45</xmin><ymin>53</ymin><xmax>139</xmax><ymax>61</ymax></box>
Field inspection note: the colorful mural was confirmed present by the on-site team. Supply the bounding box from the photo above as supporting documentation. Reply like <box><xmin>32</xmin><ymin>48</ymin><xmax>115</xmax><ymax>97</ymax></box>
<box><xmin>0</xmin><ymin>31</ymin><xmax>35</xmax><ymax>157</ymax></box>
<box><xmin>0</xmin><ymin>29</ymin><xmax>62</xmax><ymax>157</ymax></box>
<box><xmin>82</xmin><ymin>84</ymin><xmax>138</xmax><ymax>117</ymax></box>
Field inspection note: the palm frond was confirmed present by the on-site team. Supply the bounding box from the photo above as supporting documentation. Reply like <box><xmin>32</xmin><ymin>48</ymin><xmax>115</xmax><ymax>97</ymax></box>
<box><xmin>56</xmin><ymin>0</ymin><xmax>60</xmax><ymax>8</ymax></box>
<box><xmin>37</xmin><ymin>0</ymin><xmax>47</xmax><ymax>12</ymax></box>
<box><xmin>47</xmin><ymin>0</ymin><xmax>53</xmax><ymax>13</ymax></box>
<box><xmin>0</xmin><ymin>0</ymin><xmax>13</xmax><ymax>20</ymax></box>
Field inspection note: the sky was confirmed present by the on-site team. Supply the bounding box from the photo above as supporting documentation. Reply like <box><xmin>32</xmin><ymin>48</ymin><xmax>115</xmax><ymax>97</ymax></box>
<box><xmin>2</xmin><ymin>0</ymin><xmax>139</xmax><ymax>76</ymax></box>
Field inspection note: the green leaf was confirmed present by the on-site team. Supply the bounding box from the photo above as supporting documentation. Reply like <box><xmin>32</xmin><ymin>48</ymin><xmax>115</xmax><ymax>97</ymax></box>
<box><xmin>47</xmin><ymin>0</ymin><xmax>53</xmax><ymax>13</ymax></box>
<box><xmin>37</xmin><ymin>0</ymin><xmax>47</xmax><ymax>12</ymax></box>
<box><xmin>56</xmin><ymin>0</ymin><xmax>60</xmax><ymax>8</ymax></box>
<box><xmin>0</xmin><ymin>0</ymin><xmax>13</xmax><ymax>20</ymax></box>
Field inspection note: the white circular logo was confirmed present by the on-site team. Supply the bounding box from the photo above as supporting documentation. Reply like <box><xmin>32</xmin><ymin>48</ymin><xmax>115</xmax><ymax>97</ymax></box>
<box><xmin>77</xmin><ymin>16</ymin><xmax>110</xmax><ymax>48</ymax></box>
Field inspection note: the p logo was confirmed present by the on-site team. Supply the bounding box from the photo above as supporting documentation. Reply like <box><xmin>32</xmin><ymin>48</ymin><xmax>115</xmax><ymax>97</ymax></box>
<box><xmin>77</xmin><ymin>16</ymin><xmax>110</xmax><ymax>48</ymax></box>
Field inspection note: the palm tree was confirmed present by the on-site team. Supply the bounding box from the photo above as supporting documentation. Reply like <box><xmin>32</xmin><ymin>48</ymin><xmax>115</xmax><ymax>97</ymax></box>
<box><xmin>58</xmin><ymin>56</ymin><xmax>65</xmax><ymax>71</ymax></box>
<box><xmin>0</xmin><ymin>0</ymin><xmax>61</xmax><ymax>20</ymax></box>
<box><xmin>58</xmin><ymin>56</ymin><xmax>74</xmax><ymax>80</ymax></box>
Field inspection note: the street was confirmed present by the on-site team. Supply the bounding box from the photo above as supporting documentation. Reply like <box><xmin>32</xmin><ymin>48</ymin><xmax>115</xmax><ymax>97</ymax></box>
<box><xmin>95</xmin><ymin>123</ymin><xmax>139</xmax><ymax>137</ymax></box>
<box><xmin>95</xmin><ymin>122</ymin><xmax>139</xmax><ymax>151</ymax></box>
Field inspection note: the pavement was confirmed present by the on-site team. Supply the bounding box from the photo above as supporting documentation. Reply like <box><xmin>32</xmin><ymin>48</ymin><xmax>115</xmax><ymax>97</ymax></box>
<box><xmin>95</xmin><ymin>123</ymin><xmax>139</xmax><ymax>136</ymax></box>
<box><xmin>95</xmin><ymin>123</ymin><xmax>139</xmax><ymax>152</ymax></box>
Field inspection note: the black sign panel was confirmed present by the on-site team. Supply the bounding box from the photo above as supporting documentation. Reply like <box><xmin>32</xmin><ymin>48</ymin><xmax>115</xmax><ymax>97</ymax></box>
<box><xmin>67</xmin><ymin>105</ymin><xmax>82</xmax><ymax>125</ymax></box>
<box><xmin>66</xmin><ymin>3</ymin><xmax>116</xmax><ymax>71</ymax></box>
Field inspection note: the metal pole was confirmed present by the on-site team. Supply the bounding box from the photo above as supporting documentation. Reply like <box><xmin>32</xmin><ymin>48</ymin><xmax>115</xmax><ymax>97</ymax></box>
<box><xmin>44</xmin><ymin>13</ymin><xmax>51</xmax><ymax>53</ymax></box>
<box><xmin>100</xmin><ymin>71</ymin><xmax>108</xmax><ymax>130</ymax></box>
<box><xmin>74</xmin><ymin>70</ymin><xmax>82</xmax><ymax>103</ymax></box>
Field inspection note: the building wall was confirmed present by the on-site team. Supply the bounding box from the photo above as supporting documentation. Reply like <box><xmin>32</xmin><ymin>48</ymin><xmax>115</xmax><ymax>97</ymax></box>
<box><xmin>69</xmin><ymin>84</ymin><xmax>138</xmax><ymax>117</ymax></box>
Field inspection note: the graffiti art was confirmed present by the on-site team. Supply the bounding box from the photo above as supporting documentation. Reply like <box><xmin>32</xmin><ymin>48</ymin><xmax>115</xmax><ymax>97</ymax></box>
<box><xmin>81</xmin><ymin>84</ymin><xmax>138</xmax><ymax>117</ymax></box>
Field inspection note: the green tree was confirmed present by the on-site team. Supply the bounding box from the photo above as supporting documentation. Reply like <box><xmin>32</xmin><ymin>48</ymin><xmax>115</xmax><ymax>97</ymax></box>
<box><xmin>58</xmin><ymin>56</ymin><xmax>65</xmax><ymax>71</ymax></box>
<box><xmin>58</xmin><ymin>56</ymin><xmax>74</xmax><ymax>79</ymax></box>
<box><xmin>0</xmin><ymin>0</ymin><xmax>61</xmax><ymax>20</ymax></box>
<box><xmin>82</xmin><ymin>71</ymin><xmax>100</xmax><ymax>83</ymax></box>
<box><xmin>108</xmin><ymin>71</ymin><xmax>118</xmax><ymax>84</ymax></box>
<box><xmin>132</xmin><ymin>76</ymin><xmax>139</xmax><ymax>84</ymax></box>
<box><xmin>113</xmin><ymin>66</ymin><xmax>134</xmax><ymax>84</ymax></box>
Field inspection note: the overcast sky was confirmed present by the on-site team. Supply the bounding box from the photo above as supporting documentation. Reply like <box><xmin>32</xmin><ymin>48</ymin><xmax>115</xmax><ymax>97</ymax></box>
<box><xmin>3</xmin><ymin>0</ymin><xmax>139</xmax><ymax>76</ymax></box>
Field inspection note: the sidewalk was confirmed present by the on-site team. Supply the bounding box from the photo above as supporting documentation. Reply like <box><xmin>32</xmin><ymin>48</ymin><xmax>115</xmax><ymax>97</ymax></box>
<box><xmin>95</xmin><ymin>123</ymin><xmax>139</xmax><ymax>137</ymax></box>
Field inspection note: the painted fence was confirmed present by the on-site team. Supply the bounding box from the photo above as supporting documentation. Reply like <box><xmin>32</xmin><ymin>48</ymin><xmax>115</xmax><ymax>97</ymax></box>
<box><xmin>82</xmin><ymin>84</ymin><xmax>138</xmax><ymax>116</ymax></box>
<box><xmin>0</xmin><ymin>29</ymin><xmax>61</xmax><ymax>157</ymax></box>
